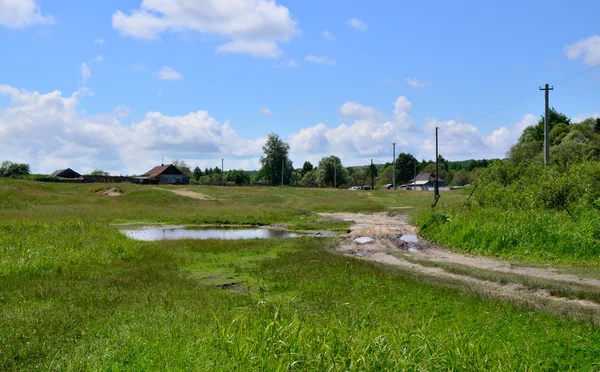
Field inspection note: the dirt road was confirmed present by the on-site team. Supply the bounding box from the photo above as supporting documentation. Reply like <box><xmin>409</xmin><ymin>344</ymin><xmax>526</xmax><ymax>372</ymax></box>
<box><xmin>320</xmin><ymin>212</ymin><xmax>600</xmax><ymax>321</ymax></box>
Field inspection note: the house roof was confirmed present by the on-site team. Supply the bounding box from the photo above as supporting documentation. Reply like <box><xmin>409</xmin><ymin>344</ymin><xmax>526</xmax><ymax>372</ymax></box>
<box><xmin>409</xmin><ymin>172</ymin><xmax>436</xmax><ymax>183</ymax></box>
<box><xmin>141</xmin><ymin>164</ymin><xmax>185</xmax><ymax>177</ymax></box>
<box><xmin>50</xmin><ymin>168</ymin><xmax>81</xmax><ymax>178</ymax></box>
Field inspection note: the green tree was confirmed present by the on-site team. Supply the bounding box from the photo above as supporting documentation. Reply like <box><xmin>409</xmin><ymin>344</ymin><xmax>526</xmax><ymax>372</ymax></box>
<box><xmin>300</xmin><ymin>170</ymin><xmax>318</xmax><ymax>187</ymax></box>
<box><xmin>508</xmin><ymin>141</ymin><xmax>543</xmax><ymax>164</ymax></box>
<box><xmin>90</xmin><ymin>169</ymin><xmax>109</xmax><ymax>176</ymax></box>
<box><xmin>316</xmin><ymin>155</ymin><xmax>347</xmax><ymax>187</ymax></box>
<box><xmin>193</xmin><ymin>166</ymin><xmax>203</xmax><ymax>181</ymax></box>
<box><xmin>376</xmin><ymin>164</ymin><xmax>395</xmax><ymax>186</ymax></box>
<box><xmin>452</xmin><ymin>169</ymin><xmax>471</xmax><ymax>186</ymax></box>
<box><xmin>518</xmin><ymin>108</ymin><xmax>571</xmax><ymax>144</ymax></box>
<box><xmin>301</xmin><ymin>161</ymin><xmax>313</xmax><ymax>178</ymax></box>
<box><xmin>259</xmin><ymin>133</ymin><xmax>294</xmax><ymax>185</ymax></box>
<box><xmin>395</xmin><ymin>153</ymin><xmax>419</xmax><ymax>184</ymax></box>
<box><xmin>173</xmin><ymin>160</ymin><xmax>193</xmax><ymax>179</ymax></box>
<box><xmin>0</xmin><ymin>161</ymin><xmax>30</xmax><ymax>178</ymax></box>
<box><xmin>226</xmin><ymin>169</ymin><xmax>250</xmax><ymax>185</ymax></box>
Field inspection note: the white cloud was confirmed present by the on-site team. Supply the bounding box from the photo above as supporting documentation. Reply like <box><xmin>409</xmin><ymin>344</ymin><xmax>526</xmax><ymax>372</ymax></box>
<box><xmin>156</xmin><ymin>66</ymin><xmax>183</xmax><ymax>81</ymax></box>
<box><xmin>338</xmin><ymin>102</ymin><xmax>387</xmax><ymax>122</ymax></box>
<box><xmin>0</xmin><ymin>85</ymin><xmax>266</xmax><ymax>174</ymax></box>
<box><xmin>422</xmin><ymin>114</ymin><xmax>536</xmax><ymax>159</ymax></box>
<box><xmin>93</xmin><ymin>38</ymin><xmax>105</xmax><ymax>45</ymax></box>
<box><xmin>112</xmin><ymin>0</ymin><xmax>298</xmax><ymax>59</ymax></box>
<box><xmin>346</xmin><ymin>18</ymin><xmax>368</xmax><ymax>31</ymax></box>
<box><xmin>564</xmin><ymin>35</ymin><xmax>600</xmax><ymax>66</ymax></box>
<box><xmin>0</xmin><ymin>0</ymin><xmax>53</xmax><ymax>29</ymax></box>
<box><xmin>405</xmin><ymin>78</ymin><xmax>431</xmax><ymax>88</ymax></box>
<box><xmin>132</xmin><ymin>63</ymin><xmax>148</xmax><ymax>72</ymax></box>
<box><xmin>280</xmin><ymin>59</ymin><xmax>299</xmax><ymax>68</ymax></box>
<box><xmin>572</xmin><ymin>113</ymin><xmax>600</xmax><ymax>123</ymax></box>
<box><xmin>305</xmin><ymin>54</ymin><xmax>336</xmax><ymax>65</ymax></box>
<box><xmin>0</xmin><ymin>84</ymin><xmax>540</xmax><ymax>174</ymax></box>
<box><xmin>260</xmin><ymin>108</ymin><xmax>273</xmax><ymax>117</ymax></box>
<box><xmin>323</xmin><ymin>30</ymin><xmax>335</xmax><ymax>42</ymax></box>
<box><xmin>289</xmin><ymin>96</ymin><xmax>416</xmax><ymax>158</ymax></box>
<box><xmin>80</xmin><ymin>63</ymin><xmax>91</xmax><ymax>83</ymax></box>
<box><xmin>79</xmin><ymin>56</ymin><xmax>104</xmax><ymax>84</ymax></box>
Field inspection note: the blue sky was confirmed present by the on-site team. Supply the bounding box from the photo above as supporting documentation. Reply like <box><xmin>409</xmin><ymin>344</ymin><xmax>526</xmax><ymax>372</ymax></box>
<box><xmin>1</xmin><ymin>0</ymin><xmax>599</xmax><ymax>175</ymax></box>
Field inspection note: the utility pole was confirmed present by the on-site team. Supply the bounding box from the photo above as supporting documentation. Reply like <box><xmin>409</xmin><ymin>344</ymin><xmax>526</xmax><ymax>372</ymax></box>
<box><xmin>539</xmin><ymin>83</ymin><xmax>554</xmax><ymax>165</ymax></box>
<box><xmin>370</xmin><ymin>159</ymin><xmax>375</xmax><ymax>190</ymax></box>
<box><xmin>333</xmin><ymin>158</ymin><xmax>336</xmax><ymax>188</ymax></box>
<box><xmin>281</xmin><ymin>158</ymin><xmax>284</xmax><ymax>186</ymax></box>
<box><xmin>221</xmin><ymin>159</ymin><xmax>224</xmax><ymax>186</ymax></box>
<box><xmin>434</xmin><ymin>127</ymin><xmax>439</xmax><ymax>201</ymax></box>
<box><xmin>392</xmin><ymin>143</ymin><xmax>396</xmax><ymax>190</ymax></box>
<box><xmin>413</xmin><ymin>162</ymin><xmax>416</xmax><ymax>190</ymax></box>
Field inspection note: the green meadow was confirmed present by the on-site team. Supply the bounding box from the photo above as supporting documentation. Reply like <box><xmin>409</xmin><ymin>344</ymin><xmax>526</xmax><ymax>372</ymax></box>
<box><xmin>2</xmin><ymin>180</ymin><xmax>600</xmax><ymax>370</ymax></box>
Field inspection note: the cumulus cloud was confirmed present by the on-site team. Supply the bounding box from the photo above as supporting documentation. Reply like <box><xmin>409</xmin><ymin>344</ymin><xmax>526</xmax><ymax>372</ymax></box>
<box><xmin>405</xmin><ymin>78</ymin><xmax>431</xmax><ymax>88</ymax></box>
<box><xmin>280</xmin><ymin>59</ymin><xmax>299</xmax><ymax>68</ymax></box>
<box><xmin>572</xmin><ymin>112</ymin><xmax>600</xmax><ymax>123</ymax></box>
<box><xmin>80</xmin><ymin>63</ymin><xmax>91</xmax><ymax>83</ymax></box>
<box><xmin>323</xmin><ymin>30</ymin><xmax>335</xmax><ymax>42</ymax></box>
<box><xmin>421</xmin><ymin>114</ymin><xmax>536</xmax><ymax>159</ymax></box>
<box><xmin>305</xmin><ymin>55</ymin><xmax>336</xmax><ymax>65</ymax></box>
<box><xmin>0</xmin><ymin>84</ymin><xmax>539</xmax><ymax>174</ymax></box>
<box><xmin>156</xmin><ymin>66</ymin><xmax>182</xmax><ymax>81</ymax></box>
<box><xmin>112</xmin><ymin>0</ymin><xmax>298</xmax><ymax>59</ymax></box>
<box><xmin>79</xmin><ymin>56</ymin><xmax>104</xmax><ymax>84</ymax></box>
<box><xmin>564</xmin><ymin>35</ymin><xmax>600</xmax><ymax>66</ymax></box>
<box><xmin>260</xmin><ymin>108</ymin><xmax>273</xmax><ymax>117</ymax></box>
<box><xmin>0</xmin><ymin>85</ymin><xmax>266</xmax><ymax>174</ymax></box>
<box><xmin>289</xmin><ymin>96</ymin><xmax>416</xmax><ymax>159</ymax></box>
<box><xmin>346</xmin><ymin>18</ymin><xmax>368</xmax><ymax>31</ymax></box>
<box><xmin>0</xmin><ymin>0</ymin><xmax>54</xmax><ymax>29</ymax></box>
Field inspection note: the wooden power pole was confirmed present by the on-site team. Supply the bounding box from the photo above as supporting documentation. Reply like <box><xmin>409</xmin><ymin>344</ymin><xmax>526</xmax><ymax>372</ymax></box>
<box><xmin>539</xmin><ymin>83</ymin><xmax>554</xmax><ymax>165</ymax></box>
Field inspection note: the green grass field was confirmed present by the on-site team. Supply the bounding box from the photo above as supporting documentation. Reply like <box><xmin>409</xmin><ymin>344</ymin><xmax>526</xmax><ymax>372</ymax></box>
<box><xmin>2</xmin><ymin>180</ymin><xmax>600</xmax><ymax>370</ymax></box>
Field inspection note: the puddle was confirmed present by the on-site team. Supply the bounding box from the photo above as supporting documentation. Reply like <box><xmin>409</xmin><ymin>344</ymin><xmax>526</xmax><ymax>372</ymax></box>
<box><xmin>121</xmin><ymin>227</ymin><xmax>299</xmax><ymax>241</ymax></box>
<box><xmin>400</xmin><ymin>234</ymin><xmax>418</xmax><ymax>243</ymax></box>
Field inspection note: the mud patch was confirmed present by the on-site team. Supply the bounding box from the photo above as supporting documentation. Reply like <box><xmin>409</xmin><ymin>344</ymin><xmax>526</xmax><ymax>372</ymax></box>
<box><xmin>97</xmin><ymin>187</ymin><xmax>123</xmax><ymax>196</ymax></box>
<box><xmin>216</xmin><ymin>281</ymin><xmax>244</xmax><ymax>290</ymax></box>
<box><xmin>168</xmin><ymin>189</ymin><xmax>215</xmax><ymax>200</ymax></box>
<box><xmin>327</xmin><ymin>211</ymin><xmax>600</xmax><ymax>319</ymax></box>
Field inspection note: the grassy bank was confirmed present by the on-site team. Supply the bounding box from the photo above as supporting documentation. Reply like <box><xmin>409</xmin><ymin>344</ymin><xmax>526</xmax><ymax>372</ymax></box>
<box><xmin>419</xmin><ymin>160</ymin><xmax>600</xmax><ymax>265</ymax></box>
<box><xmin>2</xmin><ymin>180</ymin><xmax>600</xmax><ymax>369</ymax></box>
<box><xmin>2</xmin><ymin>225</ymin><xmax>600</xmax><ymax>370</ymax></box>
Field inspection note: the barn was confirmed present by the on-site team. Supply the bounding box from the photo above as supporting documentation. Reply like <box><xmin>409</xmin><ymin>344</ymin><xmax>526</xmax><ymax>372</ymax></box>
<box><xmin>50</xmin><ymin>168</ymin><xmax>83</xmax><ymax>180</ymax></box>
<box><xmin>137</xmin><ymin>164</ymin><xmax>190</xmax><ymax>185</ymax></box>
<box><xmin>405</xmin><ymin>172</ymin><xmax>444</xmax><ymax>190</ymax></box>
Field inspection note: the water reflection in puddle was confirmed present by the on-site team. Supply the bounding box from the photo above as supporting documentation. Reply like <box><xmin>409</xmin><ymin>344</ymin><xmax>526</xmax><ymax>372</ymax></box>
<box><xmin>122</xmin><ymin>227</ymin><xmax>299</xmax><ymax>241</ymax></box>
<box><xmin>400</xmin><ymin>234</ymin><xmax>418</xmax><ymax>243</ymax></box>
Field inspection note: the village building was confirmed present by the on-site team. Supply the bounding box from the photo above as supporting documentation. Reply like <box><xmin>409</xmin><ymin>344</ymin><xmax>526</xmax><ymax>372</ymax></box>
<box><xmin>136</xmin><ymin>164</ymin><xmax>190</xmax><ymax>185</ymax></box>
<box><xmin>404</xmin><ymin>172</ymin><xmax>444</xmax><ymax>190</ymax></box>
<box><xmin>50</xmin><ymin>168</ymin><xmax>83</xmax><ymax>180</ymax></box>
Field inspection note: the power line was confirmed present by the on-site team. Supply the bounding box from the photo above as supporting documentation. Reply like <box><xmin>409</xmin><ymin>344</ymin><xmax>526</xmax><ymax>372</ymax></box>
<box><xmin>550</xmin><ymin>64</ymin><xmax>600</xmax><ymax>86</ymax></box>
<box><xmin>471</xmin><ymin>64</ymin><xmax>600</xmax><ymax>122</ymax></box>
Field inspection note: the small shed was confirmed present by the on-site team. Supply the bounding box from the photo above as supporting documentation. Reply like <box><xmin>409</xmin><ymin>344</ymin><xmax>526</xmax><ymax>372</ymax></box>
<box><xmin>50</xmin><ymin>168</ymin><xmax>82</xmax><ymax>180</ymax></box>
<box><xmin>405</xmin><ymin>172</ymin><xmax>444</xmax><ymax>190</ymax></box>
<box><xmin>137</xmin><ymin>164</ymin><xmax>189</xmax><ymax>185</ymax></box>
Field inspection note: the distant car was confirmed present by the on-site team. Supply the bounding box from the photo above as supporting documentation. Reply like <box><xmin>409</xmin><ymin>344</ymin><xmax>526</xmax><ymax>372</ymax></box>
<box><xmin>360</xmin><ymin>186</ymin><xmax>372</xmax><ymax>190</ymax></box>
<box><xmin>348</xmin><ymin>186</ymin><xmax>361</xmax><ymax>190</ymax></box>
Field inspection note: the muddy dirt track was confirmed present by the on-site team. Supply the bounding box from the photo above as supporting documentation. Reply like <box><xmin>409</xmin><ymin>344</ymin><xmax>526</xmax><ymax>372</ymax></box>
<box><xmin>319</xmin><ymin>212</ymin><xmax>600</xmax><ymax>320</ymax></box>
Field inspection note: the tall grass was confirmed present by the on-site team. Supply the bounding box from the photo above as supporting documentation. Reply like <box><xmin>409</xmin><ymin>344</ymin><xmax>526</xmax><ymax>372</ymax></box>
<box><xmin>3</xmin><ymin>180</ymin><xmax>600</xmax><ymax>369</ymax></box>
<box><xmin>420</xmin><ymin>160</ymin><xmax>600</xmax><ymax>264</ymax></box>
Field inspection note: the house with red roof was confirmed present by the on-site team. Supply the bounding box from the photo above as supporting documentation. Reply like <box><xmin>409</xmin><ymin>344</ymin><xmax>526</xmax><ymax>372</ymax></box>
<box><xmin>136</xmin><ymin>164</ymin><xmax>190</xmax><ymax>185</ymax></box>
